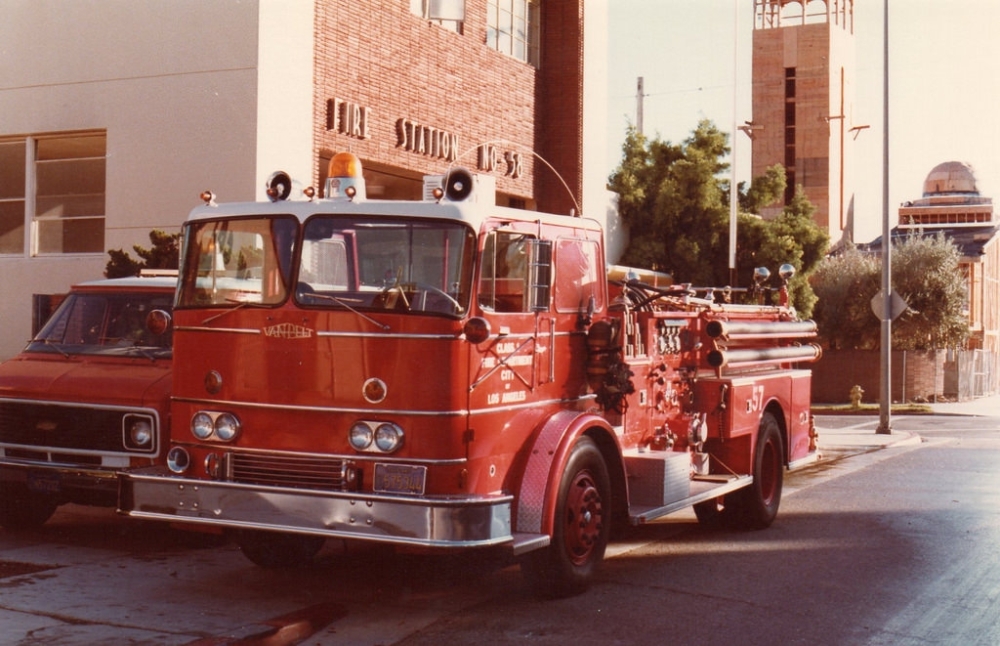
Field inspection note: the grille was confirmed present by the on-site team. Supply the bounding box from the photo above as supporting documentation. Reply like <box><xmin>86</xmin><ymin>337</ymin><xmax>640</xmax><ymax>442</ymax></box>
<box><xmin>229</xmin><ymin>452</ymin><xmax>349</xmax><ymax>490</ymax></box>
<box><xmin>0</xmin><ymin>400</ymin><xmax>135</xmax><ymax>453</ymax></box>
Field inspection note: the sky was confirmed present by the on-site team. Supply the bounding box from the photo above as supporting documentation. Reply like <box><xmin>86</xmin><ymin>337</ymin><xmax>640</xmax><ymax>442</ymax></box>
<box><xmin>606</xmin><ymin>0</ymin><xmax>1000</xmax><ymax>243</ymax></box>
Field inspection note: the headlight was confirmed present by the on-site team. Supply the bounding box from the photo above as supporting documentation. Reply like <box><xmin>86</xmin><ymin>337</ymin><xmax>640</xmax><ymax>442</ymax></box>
<box><xmin>167</xmin><ymin>446</ymin><xmax>190</xmax><ymax>474</ymax></box>
<box><xmin>349</xmin><ymin>420</ymin><xmax>404</xmax><ymax>454</ymax></box>
<box><xmin>123</xmin><ymin>414</ymin><xmax>155</xmax><ymax>451</ymax></box>
<box><xmin>349</xmin><ymin>422</ymin><xmax>373</xmax><ymax>450</ymax></box>
<box><xmin>192</xmin><ymin>412</ymin><xmax>214</xmax><ymax>440</ymax></box>
<box><xmin>215</xmin><ymin>413</ymin><xmax>241</xmax><ymax>441</ymax></box>
<box><xmin>191</xmin><ymin>411</ymin><xmax>241</xmax><ymax>442</ymax></box>
<box><xmin>375</xmin><ymin>423</ymin><xmax>404</xmax><ymax>452</ymax></box>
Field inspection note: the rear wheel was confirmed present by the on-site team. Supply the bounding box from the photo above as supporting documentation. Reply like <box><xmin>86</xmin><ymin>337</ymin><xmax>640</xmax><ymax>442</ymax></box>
<box><xmin>522</xmin><ymin>436</ymin><xmax>611</xmax><ymax>597</ymax></box>
<box><xmin>694</xmin><ymin>413</ymin><xmax>784</xmax><ymax>530</ymax></box>
<box><xmin>0</xmin><ymin>485</ymin><xmax>58</xmax><ymax>531</ymax></box>
<box><xmin>729</xmin><ymin>412</ymin><xmax>784</xmax><ymax>530</ymax></box>
<box><xmin>235</xmin><ymin>530</ymin><xmax>325</xmax><ymax>568</ymax></box>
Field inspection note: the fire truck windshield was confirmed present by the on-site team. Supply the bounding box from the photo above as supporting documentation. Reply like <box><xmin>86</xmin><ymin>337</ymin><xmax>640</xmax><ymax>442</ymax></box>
<box><xmin>178</xmin><ymin>216</ymin><xmax>298</xmax><ymax>308</ymax></box>
<box><xmin>296</xmin><ymin>216</ymin><xmax>476</xmax><ymax>317</ymax></box>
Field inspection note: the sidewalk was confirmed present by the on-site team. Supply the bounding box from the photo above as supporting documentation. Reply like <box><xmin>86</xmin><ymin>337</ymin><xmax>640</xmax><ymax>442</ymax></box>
<box><xmin>815</xmin><ymin>423</ymin><xmax>922</xmax><ymax>453</ymax></box>
<box><xmin>929</xmin><ymin>392</ymin><xmax>1000</xmax><ymax>417</ymax></box>
<box><xmin>815</xmin><ymin>392</ymin><xmax>1000</xmax><ymax>453</ymax></box>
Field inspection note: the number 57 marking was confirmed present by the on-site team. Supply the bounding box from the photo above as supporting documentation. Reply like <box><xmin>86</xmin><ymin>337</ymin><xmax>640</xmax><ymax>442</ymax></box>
<box><xmin>746</xmin><ymin>385</ymin><xmax>765</xmax><ymax>414</ymax></box>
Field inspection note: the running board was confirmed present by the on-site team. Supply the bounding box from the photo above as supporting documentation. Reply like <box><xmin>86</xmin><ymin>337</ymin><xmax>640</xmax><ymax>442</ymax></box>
<box><xmin>628</xmin><ymin>474</ymin><xmax>753</xmax><ymax>525</ymax></box>
<box><xmin>511</xmin><ymin>532</ymin><xmax>550</xmax><ymax>555</ymax></box>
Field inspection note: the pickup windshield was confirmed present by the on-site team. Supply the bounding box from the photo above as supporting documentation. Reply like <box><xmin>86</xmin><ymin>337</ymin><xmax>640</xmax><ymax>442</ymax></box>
<box><xmin>29</xmin><ymin>291</ymin><xmax>173</xmax><ymax>358</ymax></box>
<box><xmin>296</xmin><ymin>216</ymin><xmax>476</xmax><ymax>316</ymax></box>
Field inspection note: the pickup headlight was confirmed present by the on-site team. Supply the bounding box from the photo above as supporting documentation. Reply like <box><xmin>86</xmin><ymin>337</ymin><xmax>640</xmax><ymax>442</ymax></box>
<box><xmin>123</xmin><ymin>414</ymin><xmax>156</xmax><ymax>452</ymax></box>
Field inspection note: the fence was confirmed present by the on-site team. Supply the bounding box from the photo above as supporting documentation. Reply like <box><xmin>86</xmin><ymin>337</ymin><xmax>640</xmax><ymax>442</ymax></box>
<box><xmin>810</xmin><ymin>348</ymin><xmax>999</xmax><ymax>404</ymax></box>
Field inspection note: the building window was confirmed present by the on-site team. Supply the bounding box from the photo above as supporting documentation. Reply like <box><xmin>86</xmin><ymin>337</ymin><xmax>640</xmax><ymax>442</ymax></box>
<box><xmin>0</xmin><ymin>139</ymin><xmax>27</xmax><ymax>254</ymax></box>
<box><xmin>410</xmin><ymin>0</ymin><xmax>464</xmax><ymax>34</ymax></box>
<box><xmin>487</xmin><ymin>0</ymin><xmax>540</xmax><ymax>66</ymax></box>
<box><xmin>783</xmin><ymin>67</ymin><xmax>797</xmax><ymax>205</ymax></box>
<box><xmin>0</xmin><ymin>131</ymin><xmax>106</xmax><ymax>256</ymax></box>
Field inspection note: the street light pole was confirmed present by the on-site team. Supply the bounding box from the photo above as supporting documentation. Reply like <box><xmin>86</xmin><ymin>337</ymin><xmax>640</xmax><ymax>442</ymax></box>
<box><xmin>876</xmin><ymin>0</ymin><xmax>893</xmax><ymax>435</ymax></box>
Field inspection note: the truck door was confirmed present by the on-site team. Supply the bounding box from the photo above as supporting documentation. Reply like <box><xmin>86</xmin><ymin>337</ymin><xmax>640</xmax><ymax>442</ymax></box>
<box><xmin>470</xmin><ymin>228</ymin><xmax>547</xmax><ymax>408</ymax></box>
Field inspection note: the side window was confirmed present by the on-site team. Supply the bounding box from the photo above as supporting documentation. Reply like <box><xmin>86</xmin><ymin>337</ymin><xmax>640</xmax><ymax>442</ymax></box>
<box><xmin>555</xmin><ymin>238</ymin><xmax>604</xmax><ymax>313</ymax></box>
<box><xmin>479</xmin><ymin>231</ymin><xmax>531</xmax><ymax>312</ymax></box>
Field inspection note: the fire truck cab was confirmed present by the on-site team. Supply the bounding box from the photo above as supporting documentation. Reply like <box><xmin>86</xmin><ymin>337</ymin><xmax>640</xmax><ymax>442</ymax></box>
<box><xmin>119</xmin><ymin>154</ymin><xmax>818</xmax><ymax>596</ymax></box>
<box><xmin>0</xmin><ymin>275</ymin><xmax>174</xmax><ymax>529</ymax></box>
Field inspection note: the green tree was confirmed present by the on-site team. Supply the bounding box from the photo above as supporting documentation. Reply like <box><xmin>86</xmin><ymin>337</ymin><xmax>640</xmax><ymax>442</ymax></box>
<box><xmin>810</xmin><ymin>245</ymin><xmax>881</xmax><ymax>349</ymax></box>
<box><xmin>810</xmin><ymin>233</ymin><xmax>969</xmax><ymax>350</ymax></box>
<box><xmin>608</xmin><ymin>121</ymin><xmax>828</xmax><ymax>316</ymax></box>
<box><xmin>105</xmin><ymin>230</ymin><xmax>180</xmax><ymax>278</ymax></box>
<box><xmin>892</xmin><ymin>232</ymin><xmax>969</xmax><ymax>350</ymax></box>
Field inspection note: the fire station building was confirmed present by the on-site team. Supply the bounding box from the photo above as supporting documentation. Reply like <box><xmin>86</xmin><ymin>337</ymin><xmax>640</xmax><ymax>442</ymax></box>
<box><xmin>0</xmin><ymin>0</ymin><xmax>613</xmax><ymax>361</ymax></box>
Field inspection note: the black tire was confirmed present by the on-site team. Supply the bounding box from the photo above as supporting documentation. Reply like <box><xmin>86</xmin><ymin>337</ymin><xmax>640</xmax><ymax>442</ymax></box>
<box><xmin>522</xmin><ymin>436</ymin><xmax>611</xmax><ymax>597</ymax></box>
<box><xmin>235</xmin><ymin>530</ymin><xmax>325</xmax><ymax>568</ymax></box>
<box><xmin>0</xmin><ymin>485</ymin><xmax>58</xmax><ymax>531</ymax></box>
<box><xmin>729</xmin><ymin>412</ymin><xmax>784</xmax><ymax>530</ymax></box>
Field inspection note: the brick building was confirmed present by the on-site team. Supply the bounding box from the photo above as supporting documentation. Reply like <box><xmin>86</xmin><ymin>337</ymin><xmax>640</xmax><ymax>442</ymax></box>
<box><xmin>750</xmin><ymin>0</ymin><xmax>862</xmax><ymax>246</ymax></box>
<box><xmin>0</xmin><ymin>0</ymin><xmax>613</xmax><ymax>361</ymax></box>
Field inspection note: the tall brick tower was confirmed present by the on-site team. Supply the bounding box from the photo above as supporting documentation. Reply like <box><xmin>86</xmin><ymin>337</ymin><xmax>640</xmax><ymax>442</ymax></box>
<box><xmin>751</xmin><ymin>0</ymin><xmax>858</xmax><ymax>245</ymax></box>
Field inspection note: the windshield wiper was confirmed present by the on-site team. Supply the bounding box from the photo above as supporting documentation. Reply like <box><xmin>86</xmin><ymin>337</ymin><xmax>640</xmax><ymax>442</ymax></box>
<box><xmin>302</xmin><ymin>293</ymin><xmax>390</xmax><ymax>331</ymax></box>
<box><xmin>201</xmin><ymin>299</ymin><xmax>270</xmax><ymax>325</ymax></box>
<box><xmin>37</xmin><ymin>338</ymin><xmax>71</xmax><ymax>358</ymax></box>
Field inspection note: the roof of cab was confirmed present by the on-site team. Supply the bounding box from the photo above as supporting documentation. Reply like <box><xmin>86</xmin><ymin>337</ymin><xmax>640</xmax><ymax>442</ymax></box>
<box><xmin>72</xmin><ymin>275</ymin><xmax>178</xmax><ymax>291</ymax></box>
<box><xmin>184</xmin><ymin>195</ymin><xmax>604</xmax><ymax>236</ymax></box>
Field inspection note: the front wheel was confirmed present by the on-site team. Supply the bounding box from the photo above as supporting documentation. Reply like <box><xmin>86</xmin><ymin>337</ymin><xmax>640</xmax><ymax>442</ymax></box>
<box><xmin>0</xmin><ymin>485</ymin><xmax>58</xmax><ymax>531</ymax></box>
<box><xmin>522</xmin><ymin>436</ymin><xmax>611</xmax><ymax>597</ymax></box>
<box><xmin>234</xmin><ymin>530</ymin><xmax>325</xmax><ymax>568</ymax></box>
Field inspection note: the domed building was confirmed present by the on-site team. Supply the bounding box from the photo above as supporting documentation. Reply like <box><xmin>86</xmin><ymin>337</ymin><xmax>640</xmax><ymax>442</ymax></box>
<box><xmin>898</xmin><ymin>160</ymin><xmax>1000</xmax><ymax>358</ymax></box>
<box><xmin>899</xmin><ymin>161</ymin><xmax>993</xmax><ymax>226</ymax></box>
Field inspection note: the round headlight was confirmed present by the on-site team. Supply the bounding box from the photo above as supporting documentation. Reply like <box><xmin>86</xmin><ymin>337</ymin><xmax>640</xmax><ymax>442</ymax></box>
<box><xmin>215</xmin><ymin>413</ymin><xmax>241</xmax><ymax>441</ymax></box>
<box><xmin>349</xmin><ymin>422</ymin><xmax>373</xmax><ymax>450</ymax></box>
<box><xmin>375</xmin><ymin>423</ymin><xmax>404</xmax><ymax>453</ymax></box>
<box><xmin>167</xmin><ymin>446</ymin><xmax>190</xmax><ymax>474</ymax></box>
<box><xmin>129</xmin><ymin>418</ymin><xmax>153</xmax><ymax>447</ymax></box>
<box><xmin>192</xmin><ymin>412</ymin><xmax>214</xmax><ymax>440</ymax></box>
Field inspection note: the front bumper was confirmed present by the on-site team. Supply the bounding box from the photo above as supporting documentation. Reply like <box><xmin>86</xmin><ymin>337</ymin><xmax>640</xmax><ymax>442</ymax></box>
<box><xmin>119</xmin><ymin>468</ymin><xmax>515</xmax><ymax>549</ymax></box>
<box><xmin>0</xmin><ymin>460</ymin><xmax>119</xmax><ymax>505</ymax></box>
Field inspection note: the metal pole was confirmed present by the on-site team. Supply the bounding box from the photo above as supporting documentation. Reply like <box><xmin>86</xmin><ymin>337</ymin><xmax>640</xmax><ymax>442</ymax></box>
<box><xmin>729</xmin><ymin>0</ymin><xmax>738</xmax><ymax>287</ymax></box>
<box><xmin>876</xmin><ymin>0</ymin><xmax>892</xmax><ymax>434</ymax></box>
<box><xmin>636</xmin><ymin>77</ymin><xmax>644</xmax><ymax>135</ymax></box>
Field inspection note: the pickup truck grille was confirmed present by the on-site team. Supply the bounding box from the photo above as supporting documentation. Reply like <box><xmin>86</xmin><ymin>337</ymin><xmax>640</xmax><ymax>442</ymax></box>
<box><xmin>0</xmin><ymin>400</ymin><xmax>145</xmax><ymax>454</ymax></box>
<box><xmin>229</xmin><ymin>452</ymin><xmax>349</xmax><ymax>490</ymax></box>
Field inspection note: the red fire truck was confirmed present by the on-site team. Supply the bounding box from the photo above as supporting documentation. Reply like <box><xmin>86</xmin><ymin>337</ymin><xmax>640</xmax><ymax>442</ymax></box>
<box><xmin>119</xmin><ymin>153</ymin><xmax>820</xmax><ymax>595</ymax></box>
<box><xmin>0</xmin><ymin>275</ymin><xmax>174</xmax><ymax>529</ymax></box>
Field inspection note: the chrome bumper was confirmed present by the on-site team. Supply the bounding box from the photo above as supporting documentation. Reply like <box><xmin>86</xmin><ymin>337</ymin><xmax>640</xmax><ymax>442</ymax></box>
<box><xmin>0</xmin><ymin>460</ymin><xmax>118</xmax><ymax>497</ymax></box>
<box><xmin>119</xmin><ymin>469</ymin><xmax>514</xmax><ymax>549</ymax></box>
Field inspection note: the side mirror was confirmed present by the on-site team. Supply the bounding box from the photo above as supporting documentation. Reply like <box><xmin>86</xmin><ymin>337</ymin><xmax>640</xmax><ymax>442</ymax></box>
<box><xmin>146</xmin><ymin>309</ymin><xmax>172</xmax><ymax>336</ymax></box>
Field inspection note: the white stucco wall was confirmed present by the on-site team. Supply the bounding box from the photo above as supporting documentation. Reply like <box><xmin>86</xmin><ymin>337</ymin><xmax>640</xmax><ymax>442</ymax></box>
<box><xmin>256</xmin><ymin>0</ymin><xmax>316</xmax><ymax>198</ymax></box>
<box><xmin>582</xmin><ymin>0</ymin><xmax>625</xmax><ymax>265</ymax></box>
<box><xmin>0</xmin><ymin>0</ymin><xmax>263</xmax><ymax>359</ymax></box>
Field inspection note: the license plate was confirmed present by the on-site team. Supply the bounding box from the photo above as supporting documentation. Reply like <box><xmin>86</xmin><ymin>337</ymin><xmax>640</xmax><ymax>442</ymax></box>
<box><xmin>27</xmin><ymin>470</ymin><xmax>61</xmax><ymax>495</ymax></box>
<box><xmin>373</xmin><ymin>463</ymin><xmax>426</xmax><ymax>495</ymax></box>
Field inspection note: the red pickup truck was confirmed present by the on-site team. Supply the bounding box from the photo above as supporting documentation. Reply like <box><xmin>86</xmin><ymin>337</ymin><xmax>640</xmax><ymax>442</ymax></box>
<box><xmin>0</xmin><ymin>275</ymin><xmax>174</xmax><ymax>530</ymax></box>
